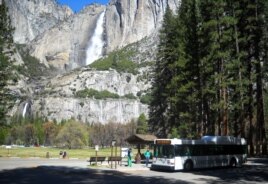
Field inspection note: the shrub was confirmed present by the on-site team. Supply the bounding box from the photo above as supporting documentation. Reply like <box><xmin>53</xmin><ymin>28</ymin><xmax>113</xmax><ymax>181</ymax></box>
<box><xmin>140</xmin><ymin>93</ymin><xmax>152</xmax><ymax>105</ymax></box>
<box><xmin>89</xmin><ymin>48</ymin><xmax>139</xmax><ymax>74</ymax></box>
<box><xmin>56</xmin><ymin>120</ymin><xmax>88</xmax><ymax>149</ymax></box>
<box><xmin>75</xmin><ymin>88</ymin><xmax>119</xmax><ymax>99</ymax></box>
<box><xmin>123</xmin><ymin>93</ymin><xmax>136</xmax><ymax>100</ymax></box>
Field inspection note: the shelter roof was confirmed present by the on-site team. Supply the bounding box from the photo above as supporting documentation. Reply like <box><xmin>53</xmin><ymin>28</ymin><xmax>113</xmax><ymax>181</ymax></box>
<box><xmin>126</xmin><ymin>134</ymin><xmax>157</xmax><ymax>144</ymax></box>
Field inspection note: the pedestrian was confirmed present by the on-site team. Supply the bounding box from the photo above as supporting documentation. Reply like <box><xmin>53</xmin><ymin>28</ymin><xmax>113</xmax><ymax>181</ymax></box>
<box><xmin>144</xmin><ymin>149</ymin><xmax>151</xmax><ymax>167</ymax></box>
<box><xmin>127</xmin><ymin>148</ymin><xmax>132</xmax><ymax>167</ymax></box>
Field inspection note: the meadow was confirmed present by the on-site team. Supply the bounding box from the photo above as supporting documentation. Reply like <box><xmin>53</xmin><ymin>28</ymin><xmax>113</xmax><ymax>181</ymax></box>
<box><xmin>0</xmin><ymin>146</ymin><xmax>128</xmax><ymax>159</ymax></box>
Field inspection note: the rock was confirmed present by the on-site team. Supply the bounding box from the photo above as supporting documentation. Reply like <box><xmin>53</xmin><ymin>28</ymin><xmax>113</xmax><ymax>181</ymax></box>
<box><xmin>32</xmin><ymin>97</ymin><xmax>148</xmax><ymax>123</ymax></box>
<box><xmin>5</xmin><ymin>0</ymin><xmax>181</xmax><ymax>124</ymax></box>
<box><xmin>45</xmin><ymin>68</ymin><xmax>150</xmax><ymax>97</ymax></box>
<box><xmin>105</xmin><ymin>0</ymin><xmax>179</xmax><ymax>52</ymax></box>
<box><xmin>6</xmin><ymin>0</ymin><xmax>73</xmax><ymax>44</ymax></box>
<box><xmin>7</xmin><ymin>0</ymin><xmax>179</xmax><ymax>70</ymax></box>
<box><xmin>29</xmin><ymin>4</ymin><xmax>106</xmax><ymax>69</ymax></box>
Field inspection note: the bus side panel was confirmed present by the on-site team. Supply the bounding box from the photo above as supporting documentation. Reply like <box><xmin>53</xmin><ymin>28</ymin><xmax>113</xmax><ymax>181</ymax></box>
<box><xmin>193</xmin><ymin>156</ymin><xmax>209</xmax><ymax>169</ymax></box>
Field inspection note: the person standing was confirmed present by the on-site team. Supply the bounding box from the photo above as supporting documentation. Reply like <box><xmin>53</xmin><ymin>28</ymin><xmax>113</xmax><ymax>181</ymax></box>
<box><xmin>144</xmin><ymin>149</ymin><xmax>151</xmax><ymax>167</ymax></box>
<box><xmin>127</xmin><ymin>148</ymin><xmax>132</xmax><ymax>167</ymax></box>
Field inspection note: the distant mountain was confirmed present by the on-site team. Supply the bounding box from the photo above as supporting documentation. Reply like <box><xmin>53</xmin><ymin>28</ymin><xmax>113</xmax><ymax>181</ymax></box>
<box><xmin>6</xmin><ymin>0</ymin><xmax>179</xmax><ymax>123</ymax></box>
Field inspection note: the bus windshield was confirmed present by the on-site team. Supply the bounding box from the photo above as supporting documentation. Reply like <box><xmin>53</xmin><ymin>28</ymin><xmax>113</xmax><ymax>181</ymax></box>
<box><xmin>154</xmin><ymin>145</ymin><xmax>175</xmax><ymax>159</ymax></box>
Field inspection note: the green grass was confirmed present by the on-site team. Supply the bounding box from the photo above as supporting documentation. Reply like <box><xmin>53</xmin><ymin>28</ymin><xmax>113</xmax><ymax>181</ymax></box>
<box><xmin>0</xmin><ymin>146</ymin><xmax>122</xmax><ymax>159</ymax></box>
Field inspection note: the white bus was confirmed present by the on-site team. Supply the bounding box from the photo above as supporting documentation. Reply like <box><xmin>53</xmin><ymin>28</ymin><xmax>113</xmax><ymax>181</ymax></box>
<box><xmin>151</xmin><ymin>136</ymin><xmax>247</xmax><ymax>171</ymax></box>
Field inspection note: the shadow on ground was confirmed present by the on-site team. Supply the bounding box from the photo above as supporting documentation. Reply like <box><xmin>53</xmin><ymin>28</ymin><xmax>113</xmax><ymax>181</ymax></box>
<box><xmin>0</xmin><ymin>166</ymin><xmax>187</xmax><ymax>184</ymax></box>
<box><xmin>190</xmin><ymin>157</ymin><xmax>268</xmax><ymax>183</ymax></box>
<box><xmin>0</xmin><ymin>158</ymin><xmax>267</xmax><ymax>184</ymax></box>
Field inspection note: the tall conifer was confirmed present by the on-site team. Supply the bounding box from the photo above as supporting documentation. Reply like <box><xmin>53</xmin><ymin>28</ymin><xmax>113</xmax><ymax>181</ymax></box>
<box><xmin>149</xmin><ymin>5</ymin><xmax>178</xmax><ymax>137</ymax></box>
<box><xmin>0</xmin><ymin>0</ymin><xmax>14</xmax><ymax>125</ymax></box>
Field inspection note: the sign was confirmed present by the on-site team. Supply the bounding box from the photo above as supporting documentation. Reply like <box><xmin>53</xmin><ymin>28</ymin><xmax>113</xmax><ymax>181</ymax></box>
<box><xmin>155</xmin><ymin>140</ymin><xmax>171</xmax><ymax>145</ymax></box>
<box><xmin>6</xmin><ymin>146</ymin><xmax>11</xmax><ymax>149</ymax></box>
<box><xmin>95</xmin><ymin>145</ymin><xmax>99</xmax><ymax>151</ymax></box>
<box><xmin>121</xmin><ymin>148</ymin><xmax>128</xmax><ymax>157</ymax></box>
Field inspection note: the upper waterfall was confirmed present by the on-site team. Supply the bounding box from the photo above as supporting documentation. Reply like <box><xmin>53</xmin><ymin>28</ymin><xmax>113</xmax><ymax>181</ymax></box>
<box><xmin>86</xmin><ymin>11</ymin><xmax>105</xmax><ymax>65</ymax></box>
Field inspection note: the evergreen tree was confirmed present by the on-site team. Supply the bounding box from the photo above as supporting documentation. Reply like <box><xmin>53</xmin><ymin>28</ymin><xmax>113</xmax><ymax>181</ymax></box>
<box><xmin>149</xmin><ymin>0</ymin><xmax>268</xmax><ymax>155</ymax></box>
<box><xmin>260</xmin><ymin>0</ymin><xmax>268</xmax><ymax>155</ymax></box>
<box><xmin>198</xmin><ymin>0</ymin><xmax>242</xmax><ymax>136</ymax></box>
<box><xmin>0</xmin><ymin>0</ymin><xmax>14</xmax><ymax>125</ymax></box>
<box><xmin>149</xmin><ymin>5</ymin><xmax>179</xmax><ymax>137</ymax></box>
<box><xmin>233</xmin><ymin>0</ymin><xmax>267</xmax><ymax>155</ymax></box>
<box><xmin>225</xmin><ymin>0</ymin><xmax>248</xmax><ymax>139</ymax></box>
<box><xmin>136</xmin><ymin>113</ymin><xmax>148</xmax><ymax>134</ymax></box>
<box><xmin>248</xmin><ymin>0</ymin><xmax>267</xmax><ymax>155</ymax></box>
<box><xmin>175</xmin><ymin>0</ymin><xmax>202</xmax><ymax>138</ymax></box>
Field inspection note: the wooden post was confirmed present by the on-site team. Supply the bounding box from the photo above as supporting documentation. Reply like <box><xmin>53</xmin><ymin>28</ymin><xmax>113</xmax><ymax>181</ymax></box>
<box><xmin>95</xmin><ymin>145</ymin><xmax>99</xmax><ymax>166</ymax></box>
<box><xmin>115</xmin><ymin>145</ymin><xmax>117</xmax><ymax>169</ymax></box>
<box><xmin>120</xmin><ymin>145</ymin><xmax>122</xmax><ymax>166</ymax></box>
<box><xmin>95</xmin><ymin>150</ymin><xmax>97</xmax><ymax>165</ymax></box>
<box><xmin>111</xmin><ymin>146</ymin><xmax>113</xmax><ymax>169</ymax></box>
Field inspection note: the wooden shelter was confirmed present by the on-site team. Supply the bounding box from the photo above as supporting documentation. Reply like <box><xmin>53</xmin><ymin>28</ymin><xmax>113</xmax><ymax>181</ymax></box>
<box><xmin>126</xmin><ymin>134</ymin><xmax>157</xmax><ymax>145</ymax></box>
<box><xmin>125</xmin><ymin>134</ymin><xmax>157</xmax><ymax>163</ymax></box>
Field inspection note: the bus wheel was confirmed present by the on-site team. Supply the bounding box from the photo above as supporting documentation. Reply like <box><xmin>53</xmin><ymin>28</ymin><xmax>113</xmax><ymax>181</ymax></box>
<box><xmin>184</xmin><ymin>160</ymin><xmax>193</xmax><ymax>171</ymax></box>
<box><xmin>230</xmin><ymin>158</ymin><xmax>237</xmax><ymax>167</ymax></box>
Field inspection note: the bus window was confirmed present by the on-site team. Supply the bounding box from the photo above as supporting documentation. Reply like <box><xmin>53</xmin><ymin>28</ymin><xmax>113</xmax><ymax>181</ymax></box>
<box><xmin>155</xmin><ymin>145</ymin><xmax>174</xmax><ymax>158</ymax></box>
<box><xmin>183</xmin><ymin>145</ymin><xmax>192</xmax><ymax>156</ymax></box>
<box><xmin>175</xmin><ymin>145</ymin><xmax>192</xmax><ymax>156</ymax></box>
<box><xmin>175</xmin><ymin>145</ymin><xmax>182</xmax><ymax>156</ymax></box>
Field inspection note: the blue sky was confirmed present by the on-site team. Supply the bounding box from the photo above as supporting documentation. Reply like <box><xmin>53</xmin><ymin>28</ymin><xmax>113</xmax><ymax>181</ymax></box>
<box><xmin>58</xmin><ymin>0</ymin><xmax>109</xmax><ymax>12</ymax></box>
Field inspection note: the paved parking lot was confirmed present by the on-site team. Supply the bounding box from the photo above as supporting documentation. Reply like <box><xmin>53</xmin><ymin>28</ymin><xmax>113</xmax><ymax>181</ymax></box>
<box><xmin>0</xmin><ymin>157</ymin><xmax>267</xmax><ymax>184</ymax></box>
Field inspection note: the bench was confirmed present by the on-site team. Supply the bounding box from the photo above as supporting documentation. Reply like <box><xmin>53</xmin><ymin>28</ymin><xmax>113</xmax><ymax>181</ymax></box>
<box><xmin>108</xmin><ymin>156</ymin><xmax>122</xmax><ymax>164</ymax></box>
<box><xmin>88</xmin><ymin>156</ymin><xmax>106</xmax><ymax>165</ymax></box>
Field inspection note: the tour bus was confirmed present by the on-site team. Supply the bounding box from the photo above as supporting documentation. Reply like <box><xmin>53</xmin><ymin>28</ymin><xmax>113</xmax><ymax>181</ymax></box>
<box><xmin>151</xmin><ymin>136</ymin><xmax>247</xmax><ymax>171</ymax></box>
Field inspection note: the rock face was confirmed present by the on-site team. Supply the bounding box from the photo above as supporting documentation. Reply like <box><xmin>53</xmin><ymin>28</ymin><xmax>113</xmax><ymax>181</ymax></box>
<box><xmin>6</xmin><ymin>0</ymin><xmax>73</xmax><ymax>44</ymax></box>
<box><xmin>32</xmin><ymin>97</ymin><xmax>148</xmax><ymax>124</ymax></box>
<box><xmin>105</xmin><ymin>0</ymin><xmax>179</xmax><ymax>52</ymax></box>
<box><xmin>6</xmin><ymin>0</ymin><xmax>180</xmax><ymax>124</ymax></box>
<box><xmin>45</xmin><ymin>68</ymin><xmax>150</xmax><ymax>97</ymax></box>
<box><xmin>27</xmin><ymin>67</ymin><xmax>150</xmax><ymax>123</ymax></box>
<box><xmin>30</xmin><ymin>4</ymin><xmax>106</xmax><ymax>69</ymax></box>
<box><xmin>7</xmin><ymin>0</ymin><xmax>179</xmax><ymax>70</ymax></box>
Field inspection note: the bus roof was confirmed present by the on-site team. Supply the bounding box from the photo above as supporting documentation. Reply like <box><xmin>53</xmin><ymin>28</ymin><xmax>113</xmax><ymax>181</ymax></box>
<box><xmin>155</xmin><ymin>136</ymin><xmax>246</xmax><ymax>145</ymax></box>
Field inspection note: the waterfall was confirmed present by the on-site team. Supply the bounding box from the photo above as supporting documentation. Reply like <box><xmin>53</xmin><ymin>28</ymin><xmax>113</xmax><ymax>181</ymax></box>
<box><xmin>22</xmin><ymin>103</ymin><xmax>28</xmax><ymax>118</ymax></box>
<box><xmin>86</xmin><ymin>11</ymin><xmax>105</xmax><ymax>65</ymax></box>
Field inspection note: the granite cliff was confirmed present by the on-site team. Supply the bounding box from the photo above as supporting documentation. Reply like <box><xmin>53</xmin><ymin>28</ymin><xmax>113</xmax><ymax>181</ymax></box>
<box><xmin>6</xmin><ymin>0</ymin><xmax>180</xmax><ymax>123</ymax></box>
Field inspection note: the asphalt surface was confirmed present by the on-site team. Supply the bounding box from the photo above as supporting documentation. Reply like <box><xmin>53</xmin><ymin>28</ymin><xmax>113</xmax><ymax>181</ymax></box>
<box><xmin>0</xmin><ymin>157</ymin><xmax>267</xmax><ymax>184</ymax></box>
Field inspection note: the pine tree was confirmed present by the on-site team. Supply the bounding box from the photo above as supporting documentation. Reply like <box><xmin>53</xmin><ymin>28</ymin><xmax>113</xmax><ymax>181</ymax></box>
<box><xmin>198</xmin><ymin>0</ymin><xmax>243</xmax><ymax>136</ymax></box>
<box><xmin>136</xmin><ymin>113</ymin><xmax>148</xmax><ymax>134</ymax></box>
<box><xmin>149</xmin><ymin>0</ymin><xmax>268</xmax><ymax>153</ymax></box>
<box><xmin>250</xmin><ymin>0</ymin><xmax>266</xmax><ymax>155</ymax></box>
<box><xmin>234</xmin><ymin>0</ymin><xmax>267</xmax><ymax>155</ymax></box>
<box><xmin>260</xmin><ymin>0</ymin><xmax>268</xmax><ymax>155</ymax></box>
<box><xmin>0</xmin><ymin>0</ymin><xmax>14</xmax><ymax>125</ymax></box>
<box><xmin>225</xmin><ymin>0</ymin><xmax>248</xmax><ymax>139</ymax></box>
<box><xmin>148</xmin><ymin>5</ymin><xmax>179</xmax><ymax>137</ymax></box>
<box><xmin>162</xmin><ymin>0</ymin><xmax>202</xmax><ymax>138</ymax></box>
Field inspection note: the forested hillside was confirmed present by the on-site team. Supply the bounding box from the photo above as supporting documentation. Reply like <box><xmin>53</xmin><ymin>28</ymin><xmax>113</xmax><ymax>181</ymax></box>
<box><xmin>149</xmin><ymin>0</ymin><xmax>268</xmax><ymax>155</ymax></box>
